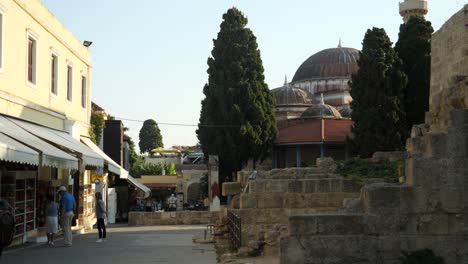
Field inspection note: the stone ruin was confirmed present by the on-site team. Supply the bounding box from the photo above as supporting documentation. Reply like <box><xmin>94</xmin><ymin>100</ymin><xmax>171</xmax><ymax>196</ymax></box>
<box><xmin>279</xmin><ymin>5</ymin><xmax>468</xmax><ymax>264</ymax></box>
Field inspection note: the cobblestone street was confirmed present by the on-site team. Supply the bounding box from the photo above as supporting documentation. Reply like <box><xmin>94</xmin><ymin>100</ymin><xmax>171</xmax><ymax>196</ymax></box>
<box><xmin>2</xmin><ymin>225</ymin><xmax>216</xmax><ymax>264</ymax></box>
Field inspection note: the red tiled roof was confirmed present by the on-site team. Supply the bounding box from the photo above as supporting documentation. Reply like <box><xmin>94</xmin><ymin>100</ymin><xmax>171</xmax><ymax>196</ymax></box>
<box><xmin>275</xmin><ymin>118</ymin><xmax>353</xmax><ymax>145</ymax></box>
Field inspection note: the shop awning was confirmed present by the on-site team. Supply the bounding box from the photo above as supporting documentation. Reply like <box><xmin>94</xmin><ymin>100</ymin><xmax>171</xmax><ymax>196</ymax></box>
<box><xmin>0</xmin><ymin>133</ymin><xmax>39</xmax><ymax>166</ymax></box>
<box><xmin>81</xmin><ymin>137</ymin><xmax>120</xmax><ymax>175</ymax></box>
<box><xmin>80</xmin><ymin>137</ymin><xmax>150</xmax><ymax>198</ymax></box>
<box><xmin>0</xmin><ymin>116</ymin><xmax>78</xmax><ymax>169</ymax></box>
<box><xmin>122</xmin><ymin>173</ymin><xmax>151</xmax><ymax>199</ymax></box>
<box><xmin>9</xmin><ymin>118</ymin><xmax>103</xmax><ymax>168</ymax></box>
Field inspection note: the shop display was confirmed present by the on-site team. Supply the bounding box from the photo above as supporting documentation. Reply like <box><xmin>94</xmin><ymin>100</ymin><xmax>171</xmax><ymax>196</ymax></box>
<box><xmin>0</xmin><ymin>171</ymin><xmax>36</xmax><ymax>238</ymax></box>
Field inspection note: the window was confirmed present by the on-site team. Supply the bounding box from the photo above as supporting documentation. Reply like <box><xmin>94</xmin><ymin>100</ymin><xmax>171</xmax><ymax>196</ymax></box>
<box><xmin>51</xmin><ymin>54</ymin><xmax>58</xmax><ymax>95</ymax></box>
<box><xmin>81</xmin><ymin>76</ymin><xmax>86</xmax><ymax>108</ymax></box>
<box><xmin>27</xmin><ymin>37</ymin><xmax>37</xmax><ymax>84</ymax></box>
<box><xmin>0</xmin><ymin>13</ymin><xmax>3</xmax><ymax>69</ymax></box>
<box><xmin>67</xmin><ymin>65</ymin><xmax>72</xmax><ymax>101</ymax></box>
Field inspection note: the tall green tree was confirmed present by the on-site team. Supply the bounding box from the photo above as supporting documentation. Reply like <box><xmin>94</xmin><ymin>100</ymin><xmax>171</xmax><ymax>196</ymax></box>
<box><xmin>395</xmin><ymin>16</ymin><xmax>433</xmax><ymax>132</ymax></box>
<box><xmin>197</xmin><ymin>7</ymin><xmax>277</xmax><ymax>177</ymax></box>
<box><xmin>350</xmin><ymin>27</ymin><xmax>407</xmax><ymax>157</ymax></box>
<box><xmin>138</xmin><ymin>119</ymin><xmax>163</xmax><ymax>154</ymax></box>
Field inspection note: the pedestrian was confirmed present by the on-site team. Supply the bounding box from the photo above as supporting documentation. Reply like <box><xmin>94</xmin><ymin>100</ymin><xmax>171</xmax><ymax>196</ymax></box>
<box><xmin>58</xmin><ymin>186</ymin><xmax>75</xmax><ymax>247</ymax></box>
<box><xmin>0</xmin><ymin>198</ymin><xmax>14</xmax><ymax>259</ymax></box>
<box><xmin>95</xmin><ymin>192</ymin><xmax>106</xmax><ymax>243</ymax></box>
<box><xmin>168</xmin><ymin>194</ymin><xmax>177</xmax><ymax>211</ymax></box>
<box><xmin>145</xmin><ymin>199</ymin><xmax>153</xmax><ymax>212</ymax></box>
<box><xmin>45</xmin><ymin>194</ymin><xmax>59</xmax><ymax>246</ymax></box>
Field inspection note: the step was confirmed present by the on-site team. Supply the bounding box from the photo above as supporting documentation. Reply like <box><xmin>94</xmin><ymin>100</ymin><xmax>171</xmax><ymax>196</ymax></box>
<box><xmin>240</xmin><ymin>192</ymin><xmax>359</xmax><ymax>209</ymax></box>
<box><xmin>288</xmin><ymin>213</ymin><xmax>365</xmax><ymax>236</ymax></box>
<box><xmin>249</xmin><ymin>178</ymin><xmax>361</xmax><ymax>194</ymax></box>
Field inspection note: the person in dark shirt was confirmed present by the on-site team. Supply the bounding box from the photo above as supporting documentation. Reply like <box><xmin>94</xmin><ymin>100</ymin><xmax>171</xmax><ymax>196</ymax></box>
<box><xmin>0</xmin><ymin>198</ymin><xmax>15</xmax><ymax>258</ymax></box>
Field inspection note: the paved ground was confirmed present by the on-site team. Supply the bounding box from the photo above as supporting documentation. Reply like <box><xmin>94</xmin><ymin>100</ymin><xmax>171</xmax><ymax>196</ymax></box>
<box><xmin>2</xmin><ymin>225</ymin><xmax>216</xmax><ymax>264</ymax></box>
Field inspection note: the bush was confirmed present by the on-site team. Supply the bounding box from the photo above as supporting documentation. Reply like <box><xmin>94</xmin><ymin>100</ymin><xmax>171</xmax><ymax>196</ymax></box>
<box><xmin>336</xmin><ymin>158</ymin><xmax>402</xmax><ymax>187</ymax></box>
<box><xmin>400</xmin><ymin>249</ymin><xmax>445</xmax><ymax>264</ymax></box>
<box><xmin>130</xmin><ymin>161</ymin><xmax>177</xmax><ymax>177</ymax></box>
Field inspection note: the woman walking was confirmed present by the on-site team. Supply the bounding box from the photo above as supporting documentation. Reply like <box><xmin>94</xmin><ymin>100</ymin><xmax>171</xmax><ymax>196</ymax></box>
<box><xmin>45</xmin><ymin>195</ymin><xmax>59</xmax><ymax>245</ymax></box>
<box><xmin>95</xmin><ymin>192</ymin><xmax>106</xmax><ymax>243</ymax></box>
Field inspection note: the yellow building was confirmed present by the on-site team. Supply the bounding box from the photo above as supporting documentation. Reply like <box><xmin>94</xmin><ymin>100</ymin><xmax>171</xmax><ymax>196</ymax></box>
<box><xmin>0</xmin><ymin>0</ymin><xmax>108</xmax><ymax>243</ymax></box>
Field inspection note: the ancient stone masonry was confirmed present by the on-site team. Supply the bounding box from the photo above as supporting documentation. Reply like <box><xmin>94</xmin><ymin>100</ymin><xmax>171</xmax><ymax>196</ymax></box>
<box><xmin>232</xmin><ymin>167</ymin><xmax>361</xmax><ymax>257</ymax></box>
<box><xmin>280</xmin><ymin>5</ymin><xmax>468</xmax><ymax>264</ymax></box>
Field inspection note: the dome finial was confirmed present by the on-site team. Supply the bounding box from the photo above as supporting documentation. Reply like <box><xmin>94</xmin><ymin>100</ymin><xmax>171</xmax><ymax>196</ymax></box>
<box><xmin>338</xmin><ymin>38</ymin><xmax>342</xmax><ymax>48</ymax></box>
<box><xmin>320</xmin><ymin>93</ymin><xmax>325</xmax><ymax>105</ymax></box>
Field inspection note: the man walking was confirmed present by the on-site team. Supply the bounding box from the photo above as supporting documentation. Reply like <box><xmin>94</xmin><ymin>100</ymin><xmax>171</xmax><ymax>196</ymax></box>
<box><xmin>58</xmin><ymin>186</ymin><xmax>75</xmax><ymax>247</ymax></box>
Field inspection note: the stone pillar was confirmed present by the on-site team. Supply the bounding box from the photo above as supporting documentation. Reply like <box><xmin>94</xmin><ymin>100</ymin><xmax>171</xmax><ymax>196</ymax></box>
<box><xmin>208</xmin><ymin>155</ymin><xmax>220</xmax><ymax>212</ymax></box>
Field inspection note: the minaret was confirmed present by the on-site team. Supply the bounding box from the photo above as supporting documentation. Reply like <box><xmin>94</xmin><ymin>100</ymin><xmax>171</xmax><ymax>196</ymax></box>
<box><xmin>399</xmin><ymin>0</ymin><xmax>428</xmax><ymax>23</ymax></box>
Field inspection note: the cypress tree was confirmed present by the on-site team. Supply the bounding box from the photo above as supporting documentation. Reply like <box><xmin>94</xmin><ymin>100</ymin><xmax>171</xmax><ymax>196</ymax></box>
<box><xmin>197</xmin><ymin>7</ymin><xmax>277</xmax><ymax>177</ymax></box>
<box><xmin>350</xmin><ymin>27</ymin><xmax>407</xmax><ymax>157</ymax></box>
<box><xmin>138</xmin><ymin>119</ymin><xmax>163</xmax><ymax>154</ymax></box>
<box><xmin>395</xmin><ymin>16</ymin><xmax>433</xmax><ymax>132</ymax></box>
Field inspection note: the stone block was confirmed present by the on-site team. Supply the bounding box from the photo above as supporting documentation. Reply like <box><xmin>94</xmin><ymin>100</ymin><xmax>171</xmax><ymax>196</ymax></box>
<box><xmin>287</xmin><ymin>180</ymin><xmax>303</xmax><ymax>193</ymax></box>
<box><xmin>258</xmin><ymin>194</ymin><xmax>283</xmax><ymax>209</ymax></box>
<box><xmin>303</xmin><ymin>180</ymin><xmax>317</xmax><ymax>193</ymax></box>
<box><xmin>288</xmin><ymin>215</ymin><xmax>317</xmax><ymax>236</ymax></box>
<box><xmin>447</xmin><ymin>130</ymin><xmax>468</xmax><ymax>158</ymax></box>
<box><xmin>249</xmin><ymin>181</ymin><xmax>265</xmax><ymax>193</ymax></box>
<box><xmin>330</xmin><ymin>178</ymin><xmax>343</xmax><ymax>192</ymax></box>
<box><xmin>266</xmin><ymin>180</ymin><xmax>288</xmax><ymax>192</ymax></box>
<box><xmin>450</xmin><ymin>109</ymin><xmax>468</xmax><ymax>129</ymax></box>
<box><xmin>305</xmin><ymin>193</ymin><xmax>328</xmax><ymax>208</ymax></box>
<box><xmin>362</xmin><ymin>183</ymin><xmax>401</xmax><ymax>214</ymax></box>
<box><xmin>416</xmin><ymin>214</ymin><xmax>449</xmax><ymax>235</ymax></box>
<box><xmin>316</xmin><ymin>179</ymin><xmax>331</xmax><ymax>192</ymax></box>
<box><xmin>284</xmin><ymin>193</ymin><xmax>307</xmax><ymax>209</ymax></box>
<box><xmin>240</xmin><ymin>194</ymin><xmax>258</xmax><ymax>209</ymax></box>
<box><xmin>222</xmin><ymin>182</ymin><xmax>242</xmax><ymax>196</ymax></box>
<box><xmin>426</xmin><ymin>133</ymin><xmax>448</xmax><ymax>158</ymax></box>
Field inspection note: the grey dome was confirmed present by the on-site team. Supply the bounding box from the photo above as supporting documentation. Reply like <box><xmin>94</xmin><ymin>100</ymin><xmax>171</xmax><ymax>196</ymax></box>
<box><xmin>301</xmin><ymin>103</ymin><xmax>342</xmax><ymax>119</ymax></box>
<box><xmin>292</xmin><ymin>47</ymin><xmax>360</xmax><ymax>82</ymax></box>
<box><xmin>271</xmin><ymin>85</ymin><xmax>313</xmax><ymax>106</ymax></box>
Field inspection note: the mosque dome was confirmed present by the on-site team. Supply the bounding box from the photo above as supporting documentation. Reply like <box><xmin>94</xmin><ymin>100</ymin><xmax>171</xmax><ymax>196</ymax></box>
<box><xmin>271</xmin><ymin>81</ymin><xmax>313</xmax><ymax>106</ymax></box>
<box><xmin>292</xmin><ymin>45</ymin><xmax>360</xmax><ymax>83</ymax></box>
<box><xmin>301</xmin><ymin>95</ymin><xmax>342</xmax><ymax>119</ymax></box>
<box><xmin>339</xmin><ymin>107</ymin><xmax>352</xmax><ymax>118</ymax></box>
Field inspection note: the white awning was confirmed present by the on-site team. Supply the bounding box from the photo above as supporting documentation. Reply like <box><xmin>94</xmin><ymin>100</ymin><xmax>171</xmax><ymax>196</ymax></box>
<box><xmin>0</xmin><ymin>133</ymin><xmax>39</xmax><ymax>166</ymax></box>
<box><xmin>81</xmin><ymin>137</ymin><xmax>150</xmax><ymax>198</ymax></box>
<box><xmin>81</xmin><ymin>137</ymin><xmax>120</xmax><ymax>175</ymax></box>
<box><xmin>125</xmin><ymin>174</ymin><xmax>151</xmax><ymax>198</ymax></box>
<box><xmin>0</xmin><ymin>116</ymin><xmax>78</xmax><ymax>169</ymax></box>
<box><xmin>9</xmin><ymin>118</ymin><xmax>103</xmax><ymax>168</ymax></box>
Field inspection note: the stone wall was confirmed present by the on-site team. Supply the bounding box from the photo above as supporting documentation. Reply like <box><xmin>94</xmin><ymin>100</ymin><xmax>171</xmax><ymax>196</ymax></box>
<box><xmin>429</xmin><ymin>5</ymin><xmax>468</xmax><ymax>132</ymax></box>
<box><xmin>128</xmin><ymin>211</ymin><xmax>220</xmax><ymax>226</ymax></box>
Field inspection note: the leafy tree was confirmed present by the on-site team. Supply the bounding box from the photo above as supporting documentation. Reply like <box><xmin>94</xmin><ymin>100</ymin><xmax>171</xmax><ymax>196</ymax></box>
<box><xmin>89</xmin><ymin>111</ymin><xmax>105</xmax><ymax>144</ymax></box>
<box><xmin>395</xmin><ymin>16</ymin><xmax>434</xmax><ymax>132</ymax></box>
<box><xmin>350</xmin><ymin>27</ymin><xmax>407</xmax><ymax>157</ymax></box>
<box><xmin>138</xmin><ymin>119</ymin><xmax>163</xmax><ymax>154</ymax></box>
<box><xmin>196</xmin><ymin>7</ymin><xmax>277</xmax><ymax>177</ymax></box>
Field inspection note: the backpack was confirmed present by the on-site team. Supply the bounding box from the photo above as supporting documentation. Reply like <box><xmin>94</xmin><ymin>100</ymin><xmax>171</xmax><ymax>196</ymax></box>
<box><xmin>0</xmin><ymin>200</ymin><xmax>15</xmax><ymax>247</ymax></box>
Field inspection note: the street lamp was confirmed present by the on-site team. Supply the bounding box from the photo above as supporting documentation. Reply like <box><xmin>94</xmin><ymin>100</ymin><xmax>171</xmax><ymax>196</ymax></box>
<box><xmin>83</xmin><ymin>40</ymin><xmax>93</xmax><ymax>47</ymax></box>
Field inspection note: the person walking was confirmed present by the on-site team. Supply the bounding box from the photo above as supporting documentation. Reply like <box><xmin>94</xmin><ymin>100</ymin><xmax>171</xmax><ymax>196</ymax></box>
<box><xmin>58</xmin><ymin>186</ymin><xmax>75</xmax><ymax>247</ymax></box>
<box><xmin>0</xmin><ymin>199</ymin><xmax>14</xmax><ymax>259</ymax></box>
<box><xmin>45</xmin><ymin>195</ymin><xmax>59</xmax><ymax>246</ymax></box>
<box><xmin>95</xmin><ymin>192</ymin><xmax>106</xmax><ymax>243</ymax></box>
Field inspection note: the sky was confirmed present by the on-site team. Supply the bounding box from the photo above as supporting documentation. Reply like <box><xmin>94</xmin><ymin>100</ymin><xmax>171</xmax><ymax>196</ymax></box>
<box><xmin>41</xmin><ymin>0</ymin><xmax>464</xmax><ymax>150</ymax></box>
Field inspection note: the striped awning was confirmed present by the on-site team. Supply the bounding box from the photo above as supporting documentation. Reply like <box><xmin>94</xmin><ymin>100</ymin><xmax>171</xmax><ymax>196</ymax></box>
<box><xmin>10</xmin><ymin>118</ymin><xmax>103</xmax><ymax>168</ymax></box>
<box><xmin>0</xmin><ymin>133</ymin><xmax>39</xmax><ymax>166</ymax></box>
<box><xmin>0</xmin><ymin>116</ymin><xmax>78</xmax><ymax>169</ymax></box>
